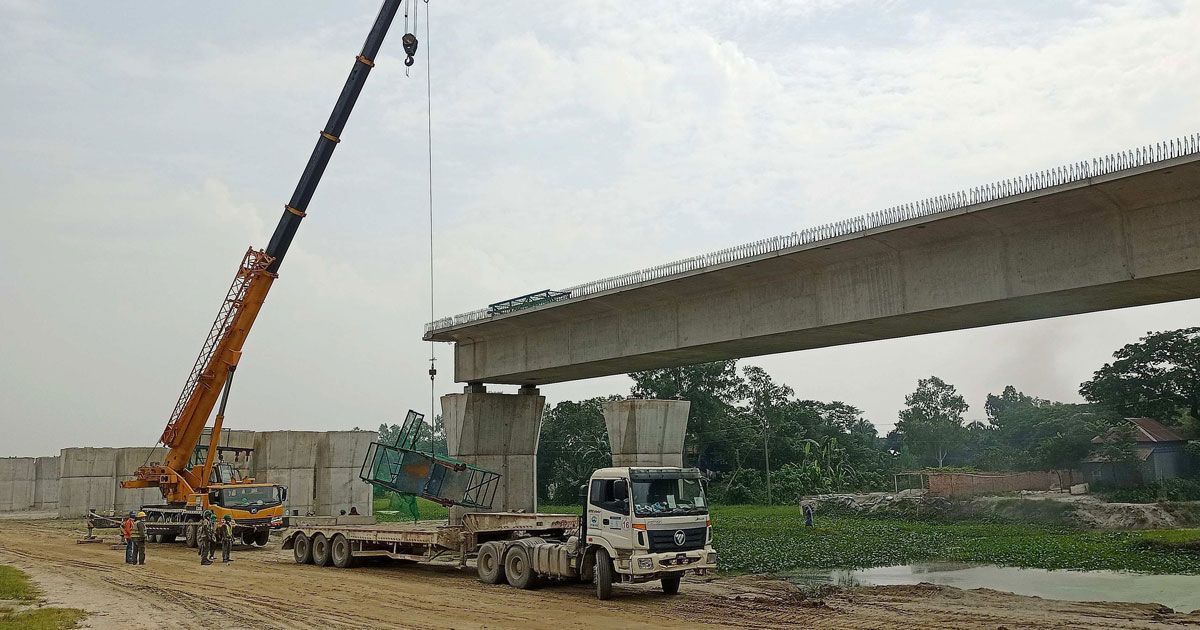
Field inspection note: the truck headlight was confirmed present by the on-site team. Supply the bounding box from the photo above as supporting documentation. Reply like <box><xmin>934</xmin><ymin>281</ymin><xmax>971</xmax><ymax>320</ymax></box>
<box><xmin>707</xmin><ymin>552</ymin><xmax>718</xmax><ymax>565</ymax></box>
<box><xmin>637</xmin><ymin>557</ymin><xmax>654</xmax><ymax>570</ymax></box>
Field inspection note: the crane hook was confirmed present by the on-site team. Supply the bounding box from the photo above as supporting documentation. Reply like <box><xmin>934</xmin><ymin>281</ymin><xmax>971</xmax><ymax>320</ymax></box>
<box><xmin>403</xmin><ymin>33</ymin><xmax>419</xmax><ymax>67</ymax></box>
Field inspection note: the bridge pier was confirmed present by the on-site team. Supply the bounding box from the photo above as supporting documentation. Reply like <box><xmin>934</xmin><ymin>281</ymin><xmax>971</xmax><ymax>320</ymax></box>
<box><xmin>603</xmin><ymin>399</ymin><xmax>690</xmax><ymax>467</ymax></box>
<box><xmin>441</xmin><ymin>385</ymin><xmax>544</xmax><ymax>523</ymax></box>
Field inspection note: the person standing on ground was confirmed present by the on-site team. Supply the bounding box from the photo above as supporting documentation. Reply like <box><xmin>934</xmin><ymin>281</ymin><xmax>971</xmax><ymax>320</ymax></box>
<box><xmin>801</xmin><ymin>499</ymin><xmax>816</xmax><ymax>527</ymax></box>
<box><xmin>131</xmin><ymin>512</ymin><xmax>148</xmax><ymax>565</ymax></box>
<box><xmin>198</xmin><ymin>511</ymin><xmax>215</xmax><ymax>565</ymax></box>
<box><xmin>220</xmin><ymin>515</ymin><xmax>235</xmax><ymax>563</ymax></box>
<box><xmin>121</xmin><ymin>511</ymin><xmax>135</xmax><ymax>564</ymax></box>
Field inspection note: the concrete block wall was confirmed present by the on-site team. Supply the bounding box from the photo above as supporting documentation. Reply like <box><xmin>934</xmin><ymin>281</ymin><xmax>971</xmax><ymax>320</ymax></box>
<box><xmin>0</xmin><ymin>458</ymin><xmax>36</xmax><ymax>512</ymax></box>
<box><xmin>33</xmin><ymin>456</ymin><xmax>59</xmax><ymax>510</ymax></box>
<box><xmin>2</xmin><ymin>430</ymin><xmax>378</xmax><ymax>518</ymax></box>
<box><xmin>314</xmin><ymin>431</ymin><xmax>375</xmax><ymax>516</ymax></box>
<box><xmin>58</xmin><ymin>448</ymin><xmax>118</xmax><ymax>517</ymax></box>
<box><xmin>251</xmin><ymin>431</ymin><xmax>322</xmax><ymax>516</ymax></box>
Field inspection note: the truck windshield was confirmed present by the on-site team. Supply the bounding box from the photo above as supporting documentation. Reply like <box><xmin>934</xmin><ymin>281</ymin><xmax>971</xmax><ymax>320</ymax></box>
<box><xmin>219</xmin><ymin>486</ymin><xmax>280</xmax><ymax>507</ymax></box>
<box><xmin>632</xmin><ymin>477</ymin><xmax>707</xmax><ymax>517</ymax></box>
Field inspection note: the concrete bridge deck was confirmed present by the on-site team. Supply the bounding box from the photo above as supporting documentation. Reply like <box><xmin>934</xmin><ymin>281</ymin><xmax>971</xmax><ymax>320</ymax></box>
<box><xmin>427</xmin><ymin>136</ymin><xmax>1200</xmax><ymax>386</ymax></box>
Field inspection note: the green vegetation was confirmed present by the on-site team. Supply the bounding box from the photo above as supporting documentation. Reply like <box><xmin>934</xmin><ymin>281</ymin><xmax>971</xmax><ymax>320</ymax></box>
<box><xmin>373</xmin><ymin>496</ymin><xmax>449</xmax><ymax>522</ymax></box>
<box><xmin>1094</xmin><ymin>479</ymin><xmax>1200</xmax><ymax>504</ymax></box>
<box><xmin>710</xmin><ymin>505</ymin><xmax>1200</xmax><ymax>575</ymax></box>
<box><xmin>0</xmin><ymin>566</ymin><xmax>35</xmax><ymax>601</ymax></box>
<box><xmin>0</xmin><ymin>565</ymin><xmax>85</xmax><ymax>630</ymax></box>
<box><xmin>0</xmin><ymin>608</ymin><xmax>87</xmax><ymax>630</ymax></box>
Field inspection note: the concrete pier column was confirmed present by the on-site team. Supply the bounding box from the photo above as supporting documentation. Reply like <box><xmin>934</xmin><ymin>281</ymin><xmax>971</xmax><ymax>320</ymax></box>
<box><xmin>442</xmin><ymin>385</ymin><xmax>544</xmax><ymax>522</ymax></box>
<box><xmin>603</xmin><ymin>399</ymin><xmax>690</xmax><ymax>467</ymax></box>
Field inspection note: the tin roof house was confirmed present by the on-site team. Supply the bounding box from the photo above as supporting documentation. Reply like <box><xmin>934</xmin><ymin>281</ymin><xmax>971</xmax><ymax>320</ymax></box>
<box><xmin>1081</xmin><ymin>418</ymin><xmax>1190</xmax><ymax>486</ymax></box>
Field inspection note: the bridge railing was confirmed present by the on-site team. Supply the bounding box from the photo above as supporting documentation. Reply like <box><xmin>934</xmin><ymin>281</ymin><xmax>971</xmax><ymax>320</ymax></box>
<box><xmin>426</xmin><ymin>132</ymin><xmax>1200</xmax><ymax>334</ymax></box>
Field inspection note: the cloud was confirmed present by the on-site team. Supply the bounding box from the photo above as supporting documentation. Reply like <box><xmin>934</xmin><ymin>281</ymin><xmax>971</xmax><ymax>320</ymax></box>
<box><xmin>2</xmin><ymin>0</ymin><xmax>1199</xmax><ymax>456</ymax></box>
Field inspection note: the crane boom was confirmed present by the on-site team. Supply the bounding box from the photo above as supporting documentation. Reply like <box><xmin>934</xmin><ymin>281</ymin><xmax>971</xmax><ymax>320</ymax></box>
<box><xmin>126</xmin><ymin>0</ymin><xmax>406</xmax><ymax>504</ymax></box>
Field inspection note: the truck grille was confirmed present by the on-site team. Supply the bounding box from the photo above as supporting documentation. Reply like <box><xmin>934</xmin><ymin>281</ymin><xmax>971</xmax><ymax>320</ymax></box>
<box><xmin>647</xmin><ymin>526</ymin><xmax>706</xmax><ymax>552</ymax></box>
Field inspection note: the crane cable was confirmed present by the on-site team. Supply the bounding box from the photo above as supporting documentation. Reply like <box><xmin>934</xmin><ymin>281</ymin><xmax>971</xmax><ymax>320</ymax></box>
<box><xmin>423</xmin><ymin>0</ymin><xmax>438</xmax><ymax>442</ymax></box>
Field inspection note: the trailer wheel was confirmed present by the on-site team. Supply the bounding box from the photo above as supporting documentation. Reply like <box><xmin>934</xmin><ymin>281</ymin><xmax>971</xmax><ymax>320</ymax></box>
<box><xmin>311</xmin><ymin>533</ymin><xmax>331</xmax><ymax>567</ymax></box>
<box><xmin>292</xmin><ymin>534</ymin><xmax>312</xmax><ymax>564</ymax></box>
<box><xmin>476</xmin><ymin>542</ymin><xmax>505</xmax><ymax>584</ymax></box>
<box><xmin>253</xmin><ymin>529</ymin><xmax>270</xmax><ymax>547</ymax></box>
<box><xmin>331</xmin><ymin>534</ymin><xmax>353</xmax><ymax>568</ymax></box>
<box><xmin>594</xmin><ymin>548</ymin><xmax>614</xmax><ymax>601</ymax></box>
<box><xmin>661</xmin><ymin>575</ymin><xmax>681</xmax><ymax>595</ymax></box>
<box><xmin>241</xmin><ymin>530</ymin><xmax>257</xmax><ymax>546</ymax></box>
<box><xmin>185</xmin><ymin>523</ymin><xmax>198</xmax><ymax>549</ymax></box>
<box><xmin>504</xmin><ymin>544</ymin><xmax>536</xmax><ymax>590</ymax></box>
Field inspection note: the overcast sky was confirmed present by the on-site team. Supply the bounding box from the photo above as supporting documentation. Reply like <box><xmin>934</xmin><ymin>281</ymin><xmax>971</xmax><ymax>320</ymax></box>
<box><xmin>2</xmin><ymin>0</ymin><xmax>1198</xmax><ymax>457</ymax></box>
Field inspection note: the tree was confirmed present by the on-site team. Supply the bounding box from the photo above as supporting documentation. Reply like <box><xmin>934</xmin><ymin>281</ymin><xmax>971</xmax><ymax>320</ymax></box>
<box><xmin>894</xmin><ymin>376</ymin><xmax>968</xmax><ymax>468</ymax></box>
<box><xmin>985</xmin><ymin>385</ymin><xmax>1047</xmax><ymax>421</ymax></box>
<box><xmin>629</xmin><ymin>360</ymin><xmax>745</xmax><ymax>470</ymax></box>
<box><xmin>537</xmin><ymin>398</ymin><xmax>614</xmax><ymax>504</ymax></box>
<box><xmin>1081</xmin><ymin>328</ymin><xmax>1200</xmax><ymax>426</ymax></box>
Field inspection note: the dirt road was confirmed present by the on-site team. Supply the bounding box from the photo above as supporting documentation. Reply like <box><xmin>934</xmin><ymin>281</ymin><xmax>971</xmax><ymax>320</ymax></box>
<box><xmin>0</xmin><ymin>519</ymin><xmax>1194</xmax><ymax>629</ymax></box>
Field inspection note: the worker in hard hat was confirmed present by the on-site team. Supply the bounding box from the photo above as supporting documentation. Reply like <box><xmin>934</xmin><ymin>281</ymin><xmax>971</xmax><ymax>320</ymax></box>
<box><xmin>198</xmin><ymin>510</ymin><xmax>215</xmax><ymax>565</ymax></box>
<box><xmin>130</xmin><ymin>511</ymin><xmax>148</xmax><ymax>565</ymax></box>
<box><xmin>121</xmin><ymin>511</ymin><xmax>135</xmax><ymax>564</ymax></box>
<box><xmin>220</xmin><ymin>514</ymin><xmax>235</xmax><ymax>563</ymax></box>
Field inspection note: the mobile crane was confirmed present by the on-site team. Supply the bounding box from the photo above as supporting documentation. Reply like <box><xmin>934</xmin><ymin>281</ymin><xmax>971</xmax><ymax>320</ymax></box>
<box><xmin>119</xmin><ymin>0</ymin><xmax>409</xmax><ymax>547</ymax></box>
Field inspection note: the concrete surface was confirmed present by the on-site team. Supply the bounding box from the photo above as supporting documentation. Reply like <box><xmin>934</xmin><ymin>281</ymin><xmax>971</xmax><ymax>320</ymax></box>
<box><xmin>253</xmin><ymin>431</ymin><xmax>321</xmax><ymax>470</ymax></box>
<box><xmin>428</xmin><ymin>156</ymin><xmax>1200</xmax><ymax>385</ymax></box>
<box><xmin>603</xmin><ymin>399</ymin><xmax>689</xmax><ymax>467</ymax></box>
<box><xmin>33</xmin><ymin>456</ymin><xmax>59</xmax><ymax>510</ymax></box>
<box><xmin>33</xmin><ymin>430</ymin><xmax>373</xmax><ymax>517</ymax></box>
<box><xmin>0</xmin><ymin>458</ymin><xmax>36</xmax><ymax>512</ymax></box>
<box><xmin>442</xmin><ymin>387</ymin><xmax>544</xmax><ymax>522</ymax></box>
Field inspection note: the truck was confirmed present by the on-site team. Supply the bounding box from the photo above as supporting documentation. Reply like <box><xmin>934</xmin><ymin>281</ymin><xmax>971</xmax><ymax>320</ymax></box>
<box><xmin>115</xmin><ymin>0</ymin><xmax>409</xmax><ymax>542</ymax></box>
<box><xmin>282</xmin><ymin>466</ymin><xmax>717</xmax><ymax>600</ymax></box>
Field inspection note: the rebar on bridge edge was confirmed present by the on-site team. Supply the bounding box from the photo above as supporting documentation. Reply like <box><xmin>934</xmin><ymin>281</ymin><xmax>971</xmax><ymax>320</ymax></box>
<box><xmin>426</xmin><ymin>132</ymin><xmax>1200</xmax><ymax>334</ymax></box>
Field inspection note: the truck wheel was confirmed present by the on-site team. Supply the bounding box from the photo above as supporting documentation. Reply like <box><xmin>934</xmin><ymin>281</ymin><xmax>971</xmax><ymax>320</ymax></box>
<box><xmin>254</xmin><ymin>529</ymin><xmax>270</xmax><ymax>547</ymax></box>
<box><xmin>311</xmin><ymin>533</ymin><xmax>331</xmax><ymax>567</ymax></box>
<box><xmin>594</xmin><ymin>548</ymin><xmax>614</xmax><ymax>601</ymax></box>
<box><xmin>331</xmin><ymin>534</ymin><xmax>353</xmax><ymax>568</ymax></box>
<box><xmin>185</xmin><ymin>524</ymin><xmax>198</xmax><ymax>549</ymax></box>
<box><xmin>241</xmin><ymin>530</ymin><xmax>256</xmax><ymax>546</ymax></box>
<box><xmin>293</xmin><ymin>534</ymin><xmax>312</xmax><ymax>564</ymax></box>
<box><xmin>476</xmin><ymin>542</ymin><xmax>505</xmax><ymax>584</ymax></box>
<box><xmin>504</xmin><ymin>545</ymin><xmax>536</xmax><ymax>590</ymax></box>
<box><xmin>661</xmin><ymin>575</ymin><xmax>681</xmax><ymax>595</ymax></box>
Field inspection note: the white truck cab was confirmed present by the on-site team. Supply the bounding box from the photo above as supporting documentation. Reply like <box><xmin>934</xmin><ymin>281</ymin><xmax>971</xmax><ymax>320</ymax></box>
<box><xmin>582</xmin><ymin>466</ymin><xmax>717</xmax><ymax>598</ymax></box>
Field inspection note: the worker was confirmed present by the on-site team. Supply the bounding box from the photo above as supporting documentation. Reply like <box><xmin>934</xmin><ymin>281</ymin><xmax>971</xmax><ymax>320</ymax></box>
<box><xmin>198</xmin><ymin>510</ymin><xmax>215</xmax><ymax>565</ymax></box>
<box><xmin>131</xmin><ymin>511</ymin><xmax>148</xmax><ymax>565</ymax></box>
<box><xmin>801</xmin><ymin>499</ymin><xmax>816</xmax><ymax>527</ymax></box>
<box><xmin>349</xmin><ymin>506</ymin><xmax>359</xmax><ymax>516</ymax></box>
<box><xmin>220</xmin><ymin>515</ymin><xmax>235</xmax><ymax>563</ymax></box>
<box><xmin>121</xmin><ymin>511</ymin><xmax>135</xmax><ymax>564</ymax></box>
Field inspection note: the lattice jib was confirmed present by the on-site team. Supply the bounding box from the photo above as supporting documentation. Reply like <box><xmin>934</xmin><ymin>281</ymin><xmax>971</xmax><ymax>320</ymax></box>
<box><xmin>164</xmin><ymin>248</ymin><xmax>273</xmax><ymax>440</ymax></box>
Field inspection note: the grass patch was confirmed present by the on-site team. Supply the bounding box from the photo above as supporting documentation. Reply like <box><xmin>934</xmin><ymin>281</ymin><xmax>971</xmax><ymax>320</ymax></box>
<box><xmin>0</xmin><ymin>607</ymin><xmax>87</xmax><ymax>630</ymax></box>
<box><xmin>0</xmin><ymin>566</ymin><xmax>85</xmax><ymax>630</ymax></box>
<box><xmin>0</xmin><ymin>566</ymin><xmax>36</xmax><ymax>601</ymax></box>
<box><xmin>373</xmin><ymin>496</ymin><xmax>449</xmax><ymax>522</ymax></box>
<box><xmin>711</xmin><ymin>505</ymin><xmax>1200</xmax><ymax>575</ymax></box>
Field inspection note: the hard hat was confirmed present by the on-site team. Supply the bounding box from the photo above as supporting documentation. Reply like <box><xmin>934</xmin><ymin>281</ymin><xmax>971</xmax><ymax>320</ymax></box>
<box><xmin>203</xmin><ymin>509</ymin><xmax>213</xmax><ymax>517</ymax></box>
<box><xmin>223</xmin><ymin>514</ymin><xmax>232</xmax><ymax>521</ymax></box>
<box><xmin>129</xmin><ymin>511</ymin><xmax>136</xmax><ymax>517</ymax></box>
<box><xmin>136</xmin><ymin>511</ymin><xmax>147</xmax><ymax>518</ymax></box>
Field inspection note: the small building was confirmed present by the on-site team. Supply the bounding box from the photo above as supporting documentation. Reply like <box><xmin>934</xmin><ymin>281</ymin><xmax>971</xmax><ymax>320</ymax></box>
<box><xmin>1080</xmin><ymin>418</ymin><xmax>1189</xmax><ymax>486</ymax></box>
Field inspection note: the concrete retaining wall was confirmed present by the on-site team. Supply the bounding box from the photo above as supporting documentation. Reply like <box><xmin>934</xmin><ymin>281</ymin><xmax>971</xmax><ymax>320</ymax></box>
<box><xmin>0</xmin><ymin>458</ymin><xmax>36</xmax><ymax>512</ymax></box>
<box><xmin>34</xmin><ymin>456</ymin><xmax>59</xmax><ymax>510</ymax></box>
<box><xmin>6</xmin><ymin>430</ymin><xmax>377</xmax><ymax>518</ymax></box>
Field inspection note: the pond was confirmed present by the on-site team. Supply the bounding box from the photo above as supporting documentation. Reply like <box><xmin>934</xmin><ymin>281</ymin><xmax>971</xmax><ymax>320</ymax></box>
<box><xmin>787</xmin><ymin>563</ymin><xmax>1200</xmax><ymax>613</ymax></box>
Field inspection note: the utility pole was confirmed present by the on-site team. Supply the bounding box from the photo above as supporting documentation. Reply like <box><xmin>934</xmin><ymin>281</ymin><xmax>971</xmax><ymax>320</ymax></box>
<box><xmin>762</xmin><ymin>415</ymin><xmax>772</xmax><ymax>505</ymax></box>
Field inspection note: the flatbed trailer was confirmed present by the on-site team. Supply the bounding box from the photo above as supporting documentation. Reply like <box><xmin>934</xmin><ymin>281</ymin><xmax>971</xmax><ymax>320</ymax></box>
<box><xmin>282</xmin><ymin>513</ymin><xmax>578</xmax><ymax>568</ymax></box>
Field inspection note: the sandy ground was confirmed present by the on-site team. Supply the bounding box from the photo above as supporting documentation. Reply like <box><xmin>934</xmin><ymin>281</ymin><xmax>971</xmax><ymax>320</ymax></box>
<box><xmin>0</xmin><ymin>519</ymin><xmax>1195</xmax><ymax>629</ymax></box>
